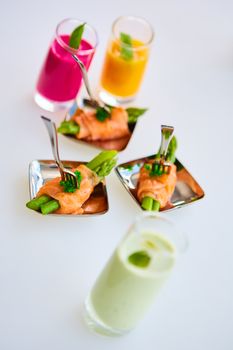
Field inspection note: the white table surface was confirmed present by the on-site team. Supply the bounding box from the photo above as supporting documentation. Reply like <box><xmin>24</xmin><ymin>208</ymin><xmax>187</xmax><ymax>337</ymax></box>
<box><xmin>1</xmin><ymin>0</ymin><xmax>233</xmax><ymax>349</ymax></box>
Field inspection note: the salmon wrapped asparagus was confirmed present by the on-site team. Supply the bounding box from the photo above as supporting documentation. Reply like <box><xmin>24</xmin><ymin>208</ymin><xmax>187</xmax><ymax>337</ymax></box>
<box><xmin>137</xmin><ymin>136</ymin><xmax>178</xmax><ymax>211</ymax></box>
<box><xmin>137</xmin><ymin>162</ymin><xmax>177</xmax><ymax>210</ymax></box>
<box><xmin>26</xmin><ymin>150</ymin><xmax>117</xmax><ymax>215</ymax></box>
<box><xmin>57</xmin><ymin>105</ymin><xmax>147</xmax><ymax>142</ymax></box>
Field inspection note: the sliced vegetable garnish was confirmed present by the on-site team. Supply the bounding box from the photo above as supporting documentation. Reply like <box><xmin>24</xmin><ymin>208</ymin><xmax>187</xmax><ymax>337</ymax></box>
<box><xmin>69</xmin><ymin>23</ymin><xmax>85</xmax><ymax>49</ymax></box>
<box><xmin>128</xmin><ymin>250</ymin><xmax>151</xmax><ymax>268</ymax></box>
<box><xmin>120</xmin><ymin>32</ymin><xmax>133</xmax><ymax>61</ymax></box>
<box><xmin>126</xmin><ymin>108</ymin><xmax>148</xmax><ymax>123</ymax></box>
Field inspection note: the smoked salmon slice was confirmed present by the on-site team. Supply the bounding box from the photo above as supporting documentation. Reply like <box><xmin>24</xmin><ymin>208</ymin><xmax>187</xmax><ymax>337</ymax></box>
<box><xmin>137</xmin><ymin>162</ymin><xmax>177</xmax><ymax>208</ymax></box>
<box><xmin>72</xmin><ymin>107</ymin><xmax>130</xmax><ymax>141</ymax></box>
<box><xmin>36</xmin><ymin>164</ymin><xmax>99</xmax><ymax>214</ymax></box>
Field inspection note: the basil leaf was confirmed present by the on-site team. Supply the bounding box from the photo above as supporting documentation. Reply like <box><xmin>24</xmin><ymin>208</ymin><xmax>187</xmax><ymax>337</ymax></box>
<box><xmin>126</xmin><ymin>108</ymin><xmax>148</xmax><ymax>123</ymax></box>
<box><xmin>128</xmin><ymin>250</ymin><xmax>151</xmax><ymax>268</ymax></box>
<box><xmin>69</xmin><ymin>23</ymin><xmax>85</xmax><ymax>49</ymax></box>
<box><xmin>120</xmin><ymin>32</ymin><xmax>133</xmax><ymax>61</ymax></box>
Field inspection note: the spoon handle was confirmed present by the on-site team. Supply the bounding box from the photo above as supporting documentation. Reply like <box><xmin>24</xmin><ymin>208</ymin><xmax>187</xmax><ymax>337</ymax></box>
<box><xmin>41</xmin><ymin>116</ymin><xmax>65</xmax><ymax>180</ymax></box>
<box><xmin>159</xmin><ymin>125</ymin><xmax>174</xmax><ymax>159</ymax></box>
<box><xmin>72</xmin><ymin>54</ymin><xmax>95</xmax><ymax>102</ymax></box>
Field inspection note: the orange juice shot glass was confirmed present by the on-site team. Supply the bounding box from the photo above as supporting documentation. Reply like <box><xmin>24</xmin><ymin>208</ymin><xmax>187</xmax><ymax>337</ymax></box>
<box><xmin>99</xmin><ymin>16</ymin><xmax>154</xmax><ymax>104</ymax></box>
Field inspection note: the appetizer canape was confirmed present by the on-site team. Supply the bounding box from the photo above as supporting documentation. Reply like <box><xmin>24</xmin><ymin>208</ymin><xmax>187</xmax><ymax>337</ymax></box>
<box><xmin>26</xmin><ymin>150</ymin><xmax>117</xmax><ymax>215</ymax></box>
<box><xmin>137</xmin><ymin>136</ymin><xmax>178</xmax><ymax>211</ymax></box>
<box><xmin>57</xmin><ymin>104</ymin><xmax>147</xmax><ymax>151</ymax></box>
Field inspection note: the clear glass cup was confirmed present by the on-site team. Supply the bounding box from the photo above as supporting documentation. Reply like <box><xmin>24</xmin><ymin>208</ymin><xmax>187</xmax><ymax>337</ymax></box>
<box><xmin>35</xmin><ymin>18</ymin><xmax>98</xmax><ymax>112</ymax></box>
<box><xmin>99</xmin><ymin>16</ymin><xmax>154</xmax><ymax>105</ymax></box>
<box><xmin>84</xmin><ymin>213</ymin><xmax>187</xmax><ymax>336</ymax></box>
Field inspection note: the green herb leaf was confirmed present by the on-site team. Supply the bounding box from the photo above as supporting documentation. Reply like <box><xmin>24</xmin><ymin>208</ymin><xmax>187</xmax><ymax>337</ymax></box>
<box><xmin>120</xmin><ymin>32</ymin><xmax>133</xmax><ymax>61</ymax></box>
<box><xmin>74</xmin><ymin>170</ymin><xmax>82</xmax><ymax>189</ymax></box>
<box><xmin>149</xmin><ymin>163</ymin><xmax>166</xmax><ymax>177</ymax></box>
<box><xmin>60</xmin><ymin>180</ymin><xmax>76</xmax><ymax>193</ymax></box>
<box><xmin>144</xmin><ymin>163</ymin><xmax>152</xmax><ymax>171</ymax></box>
<box><xmin>96</xmin><ymin>107</ymin><xmax>110</xmax><ymax>122</ymax></box>
<box><xmin>144</xmin><ymin>162</ymin><xmax>167</xmax><ymax>177</ymax></box>
<box><xmin>126</xmin><ymin>108</ymin><xmax>148</xmax><ymax>123</ymax></box>
<box><xmin>60</xmin><ymin>171</ymin><xmax>82</xmax><ymax>193</ymax></box>
<box><xmin>128</xmin><ymin>250</ymin><xmax>151</xmax><ymax>268</ymax></box>
<box><xmin>69</xmin><ymin>23</ymin><xmax>85</xmax><ymax>49</ymax></box>
<box><xmin>123</xmin><ymin>164</ymin><xmax>133</xmax><ymax>171</ymax></box>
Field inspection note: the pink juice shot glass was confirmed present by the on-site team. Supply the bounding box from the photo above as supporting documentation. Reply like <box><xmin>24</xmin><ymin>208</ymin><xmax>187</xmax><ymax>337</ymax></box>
<box><xmin>35</xmin><ymin>18</ymin><xmax>98</xmax><ymax>112</ymax></box>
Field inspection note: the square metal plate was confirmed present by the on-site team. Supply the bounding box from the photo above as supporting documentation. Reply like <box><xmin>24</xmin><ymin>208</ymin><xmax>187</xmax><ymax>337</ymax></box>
<box><xmin>115</xmin><ymin>156</ymin><xmax>205</xmax><ymax>211</ymax></box>
<box><xmin>60</xmin><ymin>100</ymin><xmax>138</xmax><ymax>151</ymax></box>
<box><xmin>28</xmin><ymin>160</ymin><xmax>109</xmax><ymax>216</ymax></box>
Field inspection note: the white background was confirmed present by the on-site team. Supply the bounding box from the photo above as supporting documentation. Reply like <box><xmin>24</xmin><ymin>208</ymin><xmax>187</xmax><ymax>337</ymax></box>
<box><xmin>1</xmin><ymin>0</ymin><xmax>233</xmax><ymax>349</ymax></box>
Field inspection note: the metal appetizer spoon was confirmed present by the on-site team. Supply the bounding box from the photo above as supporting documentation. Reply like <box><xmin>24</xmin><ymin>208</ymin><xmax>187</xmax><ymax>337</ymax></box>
<box><xmin>155</xmin><ymin>125</ymin><xmax>174</xmax><ymax>174</ymax></box>
<box><xmin>41</xmin><ymin>116</ymin><xmax>78</xmax><ymax>188</ymax></box>
<box><xmin>71</xmin><ymin>54</ymin><xmax>110</xmax><ymax>112</ymax></box>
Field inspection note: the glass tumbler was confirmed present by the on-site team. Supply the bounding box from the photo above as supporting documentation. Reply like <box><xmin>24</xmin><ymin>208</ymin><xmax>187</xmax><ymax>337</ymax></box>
<box><xmin>85</xmin><ymin>213</ymin><xmax>187</xmax><ymax>336</ymax></box>
<box><xmin>35</xmin><ymin>18</ymin><xmax>98</xmax><ymax>112</ymax></box>
<box><xmin>99</xmin><ymin>16</ymin><xmax>154</xmax><ymax>105</ymax></box>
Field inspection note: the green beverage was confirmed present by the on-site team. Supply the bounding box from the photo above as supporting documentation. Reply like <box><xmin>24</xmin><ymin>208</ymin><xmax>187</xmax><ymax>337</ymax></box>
<box><xmin>85</xmin><ymin>214</ymin><xmax>187</xmax><ymax>336</ymax></box>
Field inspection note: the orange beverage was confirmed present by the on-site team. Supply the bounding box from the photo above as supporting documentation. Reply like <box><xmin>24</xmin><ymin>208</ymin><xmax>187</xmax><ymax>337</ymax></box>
<box><xmin>99</xmin><ymin>16</ymin><xmax>154</xmax><ymax>104</ymax></box>
<box><xmin>101</xmin><ymin>39</ymin><xmax>149</xmax><ymax>97</ymax></box>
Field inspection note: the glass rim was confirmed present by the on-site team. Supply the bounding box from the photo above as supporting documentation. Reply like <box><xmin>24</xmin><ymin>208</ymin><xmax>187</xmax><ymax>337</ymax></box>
<box><xmin>55</xmin><ymin>18</ymin><xmax>99</xmax><ymax>56</ymax></box>
<box><xmin>132</xmin><ymin>212</ymin><xmax>188</xmax><ymax>255</ymax></box>
<box><xmin>111</xmin><ymin>15</ymin><xmax>154</xmax><ymax>51</ymax></box>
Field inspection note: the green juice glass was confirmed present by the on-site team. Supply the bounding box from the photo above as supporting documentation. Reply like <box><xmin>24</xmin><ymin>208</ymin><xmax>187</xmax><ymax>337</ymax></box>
<box><xmin>84</xmin><ymin>213</ymin><xmax>188</xmax><ymax>336</ymax></box>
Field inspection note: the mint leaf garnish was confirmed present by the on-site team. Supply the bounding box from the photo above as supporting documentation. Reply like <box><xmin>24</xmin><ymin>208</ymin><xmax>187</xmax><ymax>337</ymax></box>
<box><xmin>126</xmin><ymin>108</ymin><xmax>148</xmax><ymax>123</ymax></box>
<box><xmin>96</xmin><ymin>107</ymin><xmax>110</xmax><ymax>122</ymax></box>
<box><xmin>120</xmin><ymin>32</ymin><xmax>133</xmax><ymax>61</ymax></box>
<box><xmin>128</xmin><ymin>250</ymin><xmax>151</xmax><ymax>268</ymax></box>
<box><xmin>69</xmin><ymin>23</ymin><xmax>85</xmax><ymax>49</ymax></box>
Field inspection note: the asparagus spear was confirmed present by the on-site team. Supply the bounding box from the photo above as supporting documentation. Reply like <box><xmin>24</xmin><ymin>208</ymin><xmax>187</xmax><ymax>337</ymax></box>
<box><xmin>26</xmin><ymin>195</ymin><xmax>60</xmax><ymax>215</ymax></box>
<box><xmin>26</xmin><ymin>195</ymin><xmax>51</xmax><ymax>211</ymax></box>
<box><xmin>141</xmin><ymin>136</ymin><xmax>178</xmax><ymax>211</ymax></box>
<box><xmin>166</xmin><ymin>136</ymin><xmax>177</xmax><ymax>163</ymax></box>
<box><xmin>57</xmin><ymin>120</ymin><xmax>80</xmax><ymax>135</ymax></box>
<box><xmin>26</xmin><ymin>151</ymin><xmax>118</xmax><ymax>215</ymax></box>
<box><xmin>126</xmin><ymin>108</ymin><xmax>148</xmax><ymax>123</ymax></box>
<box><xmin>41</xmin><ymin>200</ymin><xmax>60</xmax><ymax>215</ymax></box>
<box><xmin>86</xmin><ymin>150</ymin><xmax>118</xmax><ymax>178</ymax></box>
<box><xmin>141</xmin><ymin>197</ymin><xmax>160</xmax><ymax>211</ymax></box>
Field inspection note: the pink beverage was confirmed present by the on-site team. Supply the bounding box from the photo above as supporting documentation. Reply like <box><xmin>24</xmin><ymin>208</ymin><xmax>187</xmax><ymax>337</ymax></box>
<box><xmin>35</xmin><ymin>19</ymin><xmax>98</xmax><ymax>112</ymax></box>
